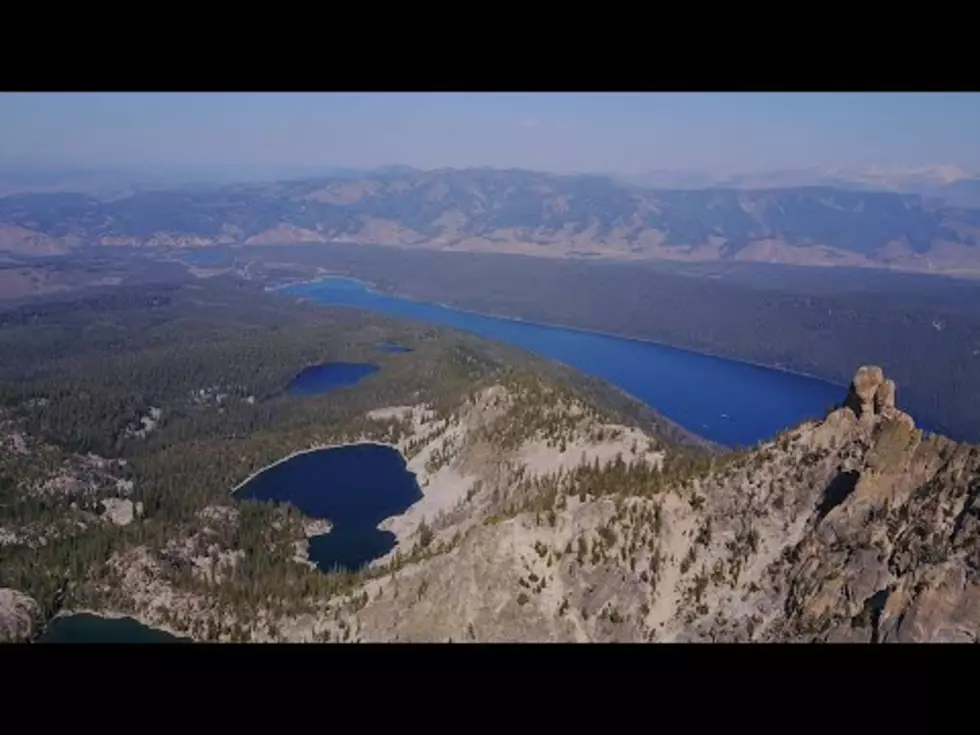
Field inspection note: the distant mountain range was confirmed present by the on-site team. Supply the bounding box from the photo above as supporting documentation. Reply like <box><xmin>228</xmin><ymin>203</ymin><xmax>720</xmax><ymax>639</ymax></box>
<box><xmin>2</xmin><ymin>166</ymin><xmax>980</xmax><ymax>277</ymax></box>
<box><xmin>613</xmin><ymin>164</ymin><xmax>980</xmax><ymax>202</ymax></box>
<box><xmin>0</xmin><ymin>164</ymin><xmax>388</xmax><ymax>200</ymax></box>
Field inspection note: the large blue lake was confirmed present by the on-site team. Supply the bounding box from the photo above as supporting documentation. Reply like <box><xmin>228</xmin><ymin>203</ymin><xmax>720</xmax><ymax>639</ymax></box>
<box><xmin>282</xmin><ymin>277</ymin><xmax>846</xmax><ymax>447</ymax></box>
<box><xmin>235</xmin><ymin>443</ymin><xmax>423</xmax><ymax>572</ymax></box>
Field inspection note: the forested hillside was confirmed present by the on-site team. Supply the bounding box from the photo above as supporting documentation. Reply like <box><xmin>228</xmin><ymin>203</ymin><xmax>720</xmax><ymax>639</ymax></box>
<box><xmin>0</xmin><ymin>279</ymin><xmax>702</xmax><ymax>633</ymax></box>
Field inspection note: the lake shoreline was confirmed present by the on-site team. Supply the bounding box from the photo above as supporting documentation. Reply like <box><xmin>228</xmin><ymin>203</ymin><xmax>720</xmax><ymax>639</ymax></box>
<box><xmin>42</xmin><ymin>608</ymin><xmax>191</xmax><ymax>642</ymax></box>
<box><xmin>233</xmin><ymin>438</ymin><xmax>427</xmax><ymax>572</ymax></box>
<box><xmin>271</xmin><ymin>282</ymin><xmax>721</xmax><ymax>448</ymax></box>
<box><xmin>271</xmin><ymin>273</ymin><xmax>848</xmax><ymax>391</ymax></box>
<box><xmin>230</xmin><ymin>439</ymin><xmax>402</xmax><ymax>495</ymax></box>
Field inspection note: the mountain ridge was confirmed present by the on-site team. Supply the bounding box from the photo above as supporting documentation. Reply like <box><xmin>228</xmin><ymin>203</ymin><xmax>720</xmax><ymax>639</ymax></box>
<box><xmin>6</xmin><ymin>358</ymin><xmax>979</xmax><ymax>643</ymax></box>
<box><xmin>613</xmin><ymin>163</ymin><xmax>980</xmax><ymax>194</ymax></box>
<box><xmin>3</xmin><ymin>168</ymin><xmax>980</xmax><ymax>277</ymax></box>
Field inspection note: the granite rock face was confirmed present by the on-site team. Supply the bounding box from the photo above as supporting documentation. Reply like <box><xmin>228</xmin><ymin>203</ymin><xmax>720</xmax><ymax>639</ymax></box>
<box><xmin>674</xmin><ymin>366</ymin><xmax>980</xmax><ymax>642</ymax></box>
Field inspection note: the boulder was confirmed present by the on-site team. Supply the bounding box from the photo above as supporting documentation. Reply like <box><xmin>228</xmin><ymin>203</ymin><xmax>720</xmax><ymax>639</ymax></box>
<box><xmin>0</xmin><ymin>588</ymin><xmax>41</xmax><ymax>642</ymax></box>
<box><xmin>100</xmin><ymin>498</ymin><xmax>136</xmax><ymax>526</ymax></box>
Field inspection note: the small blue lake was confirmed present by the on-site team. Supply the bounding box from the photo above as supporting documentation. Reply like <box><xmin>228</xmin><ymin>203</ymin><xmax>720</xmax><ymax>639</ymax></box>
<box><xmin>287</xmin><ymin>362</ymin><xmax>380</xmax><ymax>396</ymax></box>
<box><xmin>282</xmin><ymin>277</ymin><xmax>847</xmax><ymax>448</ymax></box>
<box><xmin>234</xmin><ymin>443</ymin><xmax>423</xmax><ymax>572</ymax></box>
<box><xmin>39</xmin><ymin>614</ymin><xmax>190</xmax><ymax>643</ymax></box>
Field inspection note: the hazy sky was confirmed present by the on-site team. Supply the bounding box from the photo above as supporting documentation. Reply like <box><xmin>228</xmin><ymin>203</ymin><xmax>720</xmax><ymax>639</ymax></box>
<box><xmin>2</xmin><ymin>92</ymin><xmax>979</xmax><ymax>175</ymax></box>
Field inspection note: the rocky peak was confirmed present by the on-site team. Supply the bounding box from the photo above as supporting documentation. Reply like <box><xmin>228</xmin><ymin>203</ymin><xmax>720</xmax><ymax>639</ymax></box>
<box><xmin>736</xmin><ymin>365</ymin><xmax>980</xmax><ymax>643</ymax></box>
<box><xmin>841</xmin><ymin>365</ymin><xmax>913</xmax><ymax>431</ymax></box>
<box><xmin>812</xmin><ymin>366</ymin><xmax>921</xmax><ymax>486</ymax></box>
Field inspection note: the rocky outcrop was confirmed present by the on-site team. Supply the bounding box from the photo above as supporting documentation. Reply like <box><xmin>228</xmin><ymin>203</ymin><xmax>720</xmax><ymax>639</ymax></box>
<box><xmin>99</xmin><ymin>498</ymin><xmax>137</xmax><ymax>526</ymax></box>
<box><xmin>844</xmin><ymin>364</ymin><xmax>884</xmax><ymax>417</ymax></box>
<box><xmin>0</xmin><ymin>588</ymin><xmax>41</xmax><ymax>642</ymax></box>
<box><xmin>845</xmin><ymin>365</ymin><xmax>898</xmax><ymax>418</ymax></box>
<box><xmin>678</xmin><ymin>366</ymin><xmax>979</xmax><ymax>643</ymax></box>
<box><xmin>842</xmin><ymin>365</ymin><xmax>914</xmax><ymax>432</ymax></box>
<box><xmin>874</xmin><ymin>377</ymin><xmax>896</xmax><ymax>413</ymax></box>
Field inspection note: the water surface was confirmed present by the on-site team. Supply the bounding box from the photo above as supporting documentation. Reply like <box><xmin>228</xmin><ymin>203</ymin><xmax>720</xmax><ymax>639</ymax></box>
<box><xmin>39</xmin><ymin>614</ymin><xmax>189</xmax><ymax>643</ymax></box>
<box><xmin>287</xmin><ymin>362</ymin><xmax>380</xmax><ymax>396</ymax></box>
<box><xmin>235</xmin><ymin>443</ymin><xmax>423</xmax><ymax>572</ymax></box>
<box><xmin>283</xmin><ymin>277</ymin><xmax>846</xmax><ymax>447</ymax></box>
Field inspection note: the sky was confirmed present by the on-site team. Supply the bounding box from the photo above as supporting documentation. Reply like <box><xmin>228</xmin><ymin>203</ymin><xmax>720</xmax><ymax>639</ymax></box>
<box><xmin>2</xmin><ymin>92</ymin><xmax>980</xmax><ymax>177</ymax></box>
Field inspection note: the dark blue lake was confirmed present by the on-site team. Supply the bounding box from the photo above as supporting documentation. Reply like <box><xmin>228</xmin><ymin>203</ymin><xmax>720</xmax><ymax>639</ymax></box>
<box><xmin>39</xmin><ymin>614</ymin><xmax>189</xmax><ymax>643</ymax></box>
<box><xmin>234</xmin><ymin>443</ymin><xmax>423</xmax><ymax>572</ymax></box>
<box><xmin>287</xmin><ymin>362</ymin><xmax>380</xmax><ymax>396</ymax></box>
<box><xmin>282</xmin><ymin>277</ymin><xmax>846</xmax><ymax>447</ymax></box>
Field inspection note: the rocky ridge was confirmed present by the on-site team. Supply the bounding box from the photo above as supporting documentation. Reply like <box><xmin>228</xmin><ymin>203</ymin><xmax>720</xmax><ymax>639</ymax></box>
<box><xmin>5</xmin><ymin>365</ymin><xmax>979</xmax><ymax>642</ymax></box>
<box><xmin>337</xmin><ymin>365</ymin><xmax>980</xmax><ymax>642</ymax></box>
